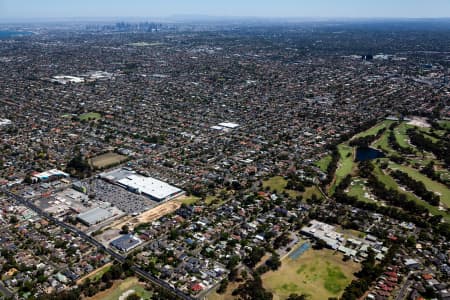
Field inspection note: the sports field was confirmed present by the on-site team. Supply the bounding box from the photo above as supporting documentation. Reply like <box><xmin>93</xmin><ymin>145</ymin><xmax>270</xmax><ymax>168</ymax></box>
<box><xmin>262</xmin><ymin>176</ymin><xmax>320</xmax><ymax>200</ymax></box>
<box><xmin>262</xmin><ymin>176</ymin><xmax>302</xmax><ymax>198</ymax></box>
<box><xmin>79</xmin><ymin>112</ymin><xmax>102</xmax><ymax>121</ymax></box>
<box><xmin>85</xmin><ymin>277</ymin><xmax>152</xmax><ymax>300</ymax></box>
<box><xmin>262</xmin><ymin>248</ymin><xmax>360</xmax><ymax>300</ymax></box>
<box><xmin>89</xmin><ymin>152</ymin><xmax>127</xmax><ymax>169</ymax></box>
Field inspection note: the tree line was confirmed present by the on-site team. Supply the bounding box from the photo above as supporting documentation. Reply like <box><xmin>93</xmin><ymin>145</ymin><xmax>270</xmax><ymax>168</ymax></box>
<box><xmin>407</xmin><ymin>128</ymin><xmax>450</xmax><ymax>167</ymax></box>
<box><xmin>390</xmin><ymin>169</ymin><xmax>440</xmax><ymax>206</ymax></box>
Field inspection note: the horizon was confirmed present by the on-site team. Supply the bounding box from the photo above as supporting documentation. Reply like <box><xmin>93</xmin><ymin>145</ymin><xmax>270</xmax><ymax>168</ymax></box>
<box><xmin>1</xmin><ymin>0</ymin><xmax>450</xmax><ymax>21</ymax></box>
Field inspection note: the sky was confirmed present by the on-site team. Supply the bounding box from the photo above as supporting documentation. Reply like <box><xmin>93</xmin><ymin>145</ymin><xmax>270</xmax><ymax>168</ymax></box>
<box><xmin>1</xmin><ymin>0</ymin><xmax>450</xmax><ymax>20</ymax></box>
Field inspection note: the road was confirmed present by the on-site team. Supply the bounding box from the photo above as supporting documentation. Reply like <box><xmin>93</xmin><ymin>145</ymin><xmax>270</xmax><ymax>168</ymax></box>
<box><xmin>395</xmin><ymin>272</ymin><xmax>413</xmax><ymax>300</ymax></box>
<box><xmin>1</xmin><ymin>187</ymin><xmax>195</xmax><ymax>300</ymax></box>
<box><xmin>0</xmin><ymin>281</ymin><xmax>13</xmax><ymax>298</ymax></box>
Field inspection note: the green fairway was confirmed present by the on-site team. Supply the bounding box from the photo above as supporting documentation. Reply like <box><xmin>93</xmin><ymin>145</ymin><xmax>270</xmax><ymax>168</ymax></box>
<box><xmin>347</xmin><ymin>179</ymin><xmax>376</xmax><ymax>203</ymax></box>
<box><xmin>352</xmin><ymin>120</ymin><xmax>393</xmax><ymax>139</ymax></box>
<box><xmin>79</xmin><ymin>112</ymin><xmax>102</xmax><ymax>121</ymax></box>
<box><xmin>389</xmin><ymin>163</ymin><xmax>450</xmax><ymax>208</ymax></box>
<box><xmin>394</xmin><ymin>123</ymin><xmax>415</xmax><ymax>150</ymax></box>
<box><xmin>372</xmin><ymin>162</ymin><xmax>398</xmax><ymax>190</ymax></box>
<box><xmin>330</xmin><ymin>144</ymin><xmax>354</xmax><ymax>194</ymax></box>
<box><xmin>316</xmin><ymin>155</ymin><xmax>332</xmax><ymax>172</ymax></box>
<box><xmin>372</xmin><ymin>131</ymin><xmax>392</xmax><ymax>153</ymax></box>
<box><xmin>262</xmin><ymin>248</ymin><xmax>360</xmax><ymax>300</ymax></box>
<box><xmin>373</xmin><ymin>163</ymin><xmax>450</xmax><ymax>222</ymax></box>
<box><xmin>438</xmin><ymin>120</ymin><xmax>450</xmax><ymax>130</ymax></box>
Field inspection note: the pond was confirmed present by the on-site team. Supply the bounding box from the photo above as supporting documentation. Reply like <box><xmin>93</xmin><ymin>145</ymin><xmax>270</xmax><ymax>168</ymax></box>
<box><xmin>355</xmin><ymin>147</ymin><xmax>385</xmax><ymax>161</ymax></box>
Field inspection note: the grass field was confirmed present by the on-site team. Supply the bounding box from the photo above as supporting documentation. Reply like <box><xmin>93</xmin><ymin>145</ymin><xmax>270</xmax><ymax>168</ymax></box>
<box><xmin>316</xmin><ymin>155</ymin><xmax>332</xmax><ymax>172</ymax></box>
<box><xmin>179</xmin><ymin>195</ymin><xmax>201</xmax><ymax>205</ymax></box>
<box><xmin>262</xmin><ymin>248</ymin><xmax>360</xmax><ymax>300</ymax></box>
<box><xmin>302</xmin><ymin>186</ymin><xmax>324</xmax><ymax>200</ymax></box>
<box><xmin>89</xmin><ymin>152</ymin><xmax>128</xmax><ymax>169</ymax></box>
<box><xmin>263</xmin><ymin>176</ymin><xmax>288</xmax><ymax>192</ymax></box>
<box><xmin>86</xmin><ymin>277</ymin><xmax>152</xmax><ymax>300</ymax></box>
<box><xmin>79</xmin><ymin>112</ymin><xmax>102</xmax><ymax>121</ymax></box>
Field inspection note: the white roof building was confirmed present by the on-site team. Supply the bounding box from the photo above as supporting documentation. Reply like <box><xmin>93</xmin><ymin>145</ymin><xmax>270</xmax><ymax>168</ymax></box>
<box><xmin>218</xmin><ymin>122</ymin><xmax>239</xmax><ymax>129</ymax></box>
<box><xmin>77</xmin><ymin>207</ymin><xmax>113</xmax><ymax>226</ymax></box>
<box><xmin>117</xmin><ymin>174</ymin><xmax>183</xmax><ymax>201</ymax></box>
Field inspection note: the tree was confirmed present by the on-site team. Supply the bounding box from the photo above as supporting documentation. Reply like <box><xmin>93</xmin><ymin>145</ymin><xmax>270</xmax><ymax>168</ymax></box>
<box><xmin>120</xmin><ymin>225</ymin><xmax>130</xmax><ymax>234</ymax></box>
<box><xmin>226</xmin><ymin>255</ymin><xmax>240</xmax><ymax>269</ymax></box>
<box><xmin>233</xmin><ymin>276</ymin><xmax>273</xmax><ymax>300</ymax></box>
<box><xmin>9</xmin><ymin>215</ymin><xmax>18</xmax><ymax>224</ymax></box>
<box><xmin>66</xmin><ymin>152</ymin><xmax>92</xmax><ymax>178</ymax></box>
<box><xmin>24</xmin><ymin>173</ymin><xmax>33</xmax><ymax>184</ymax></box>
<box><xmin>266</xmin><ymin>254</ymin><xmax>281</xmax><ymax>271</ymax></box>
<box><xmin>217</xmin><ymin>278</ymin><xmax>229</xmax><ymax>294</ymax></box>
<box><xmin>125</xmin><ymin>293</ymin><xmax>141</xmax><ymax>300</ymax></box>
<box><xmin>244</xmin><ymin>246</ymin><xmax>265</xmax><ymax>268</ymax></box>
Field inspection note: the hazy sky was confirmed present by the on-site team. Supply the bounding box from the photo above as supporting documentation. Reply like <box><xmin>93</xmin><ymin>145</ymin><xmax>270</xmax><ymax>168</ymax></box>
<box><xmin>1</xmin><ymin>0</ymin><xmax>450</xmax><ymax>20</ymax></box>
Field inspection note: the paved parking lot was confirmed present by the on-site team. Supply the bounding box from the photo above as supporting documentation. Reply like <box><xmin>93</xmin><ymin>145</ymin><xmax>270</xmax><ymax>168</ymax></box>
<box><xmin>88</xmin><ymin>179</ymin><xmax>158</xmax><ymax>215</ymax></box>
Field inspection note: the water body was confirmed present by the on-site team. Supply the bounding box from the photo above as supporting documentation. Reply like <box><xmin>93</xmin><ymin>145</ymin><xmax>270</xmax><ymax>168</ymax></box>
<box><xmin>0</xmin><ymin>31</ymin><xmax>33</xmax><ymax>39</ymax></box>
<box><xmin>355</xmin><ymin>147</ymin><xmax>385</xmax><ymax>162</ymax></box>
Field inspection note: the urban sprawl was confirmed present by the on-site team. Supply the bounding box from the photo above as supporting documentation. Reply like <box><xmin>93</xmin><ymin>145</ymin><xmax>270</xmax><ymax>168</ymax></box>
<box><xmin>0</xmin><ymin>20</ymin><xmax>449</xmax><ymax>300</ymax></box>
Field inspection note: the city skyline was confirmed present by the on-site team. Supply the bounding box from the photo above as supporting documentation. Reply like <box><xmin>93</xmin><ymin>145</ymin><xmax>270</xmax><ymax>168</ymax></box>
<box><xmin>1</xmin><ymin>0</ymin><xmax>450</xmax><ymax>20</ymax></box>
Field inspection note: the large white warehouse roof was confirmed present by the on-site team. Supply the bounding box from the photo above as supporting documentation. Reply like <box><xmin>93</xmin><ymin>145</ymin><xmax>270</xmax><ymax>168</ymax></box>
<box><xmin>117</xmin><ymin>174</ymin><xmax>182</xmax><ymax>201</ymax></box>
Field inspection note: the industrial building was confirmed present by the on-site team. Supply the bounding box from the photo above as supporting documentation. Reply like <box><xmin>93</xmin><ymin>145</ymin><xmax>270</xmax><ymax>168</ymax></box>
<box><xmin>77</xmin><ymin>207</ymin><xmax>113</xmax><ymax>226</ymax></box>
<box><xmin>110</xmin><ymin>234</ymin><xmax>143</xmax><ymax>252</ymax></box>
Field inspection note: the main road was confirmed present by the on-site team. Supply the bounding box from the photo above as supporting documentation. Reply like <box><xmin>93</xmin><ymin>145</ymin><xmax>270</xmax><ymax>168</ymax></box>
<box><xmin>1</xmin><ymin>187</ymin><xmax>195</xmax><ymax>300</ymax></box>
